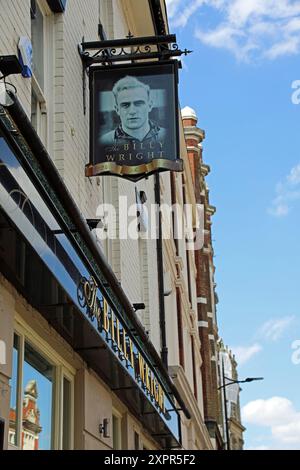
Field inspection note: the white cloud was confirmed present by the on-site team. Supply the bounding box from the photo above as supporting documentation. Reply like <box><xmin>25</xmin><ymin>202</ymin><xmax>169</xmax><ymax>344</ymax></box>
<box><xmin>232</xmin><ymin>343</ymin><xmax>262</xmax><ymax>365</ymax></box>
<box><xmin>259</xmin><ymin>316</ymin><xmax>295</xmax><ymax>341</ymax></box>
<box><xmin>167</xmin><ymin>0</ymin><xmax>205</xmax><ymax>28</ymax></box>
<box><xmin>287</xmin><ymin>163</ymin><xmax>300</xmax><ymax>185</ymax></box>
<box><xmin>165</xmin><ymin>0</ymin><xmax>182</xmax><ymax>18</ymax></box>
<box><xmin>269</xmin><ymin>163</ymin><xmax>300</xmax><ymax>217</ymax></box>
<box><xmin>242</xmin><ymin>397</ymin><xmax>300</xmax><ymax>448</ymax></box>
<box><xmin>166</xmin><ymin>0</ymin><xmax>300</xmax><ymax>61</ymax></box>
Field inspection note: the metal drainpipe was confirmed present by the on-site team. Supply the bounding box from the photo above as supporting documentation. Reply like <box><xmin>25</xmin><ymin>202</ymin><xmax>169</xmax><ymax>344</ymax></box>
<box><xmin>149</xmin><ymin>0</ymin><xmax>169</xmax><ymax>370</ymax></box>
<box><xmin>155</xmin><ymin>173</ymin><xmax>168</xmax><ymax>369</ymax></box>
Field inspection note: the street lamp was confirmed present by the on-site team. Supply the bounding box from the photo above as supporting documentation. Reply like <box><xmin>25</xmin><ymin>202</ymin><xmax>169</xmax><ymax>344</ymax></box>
<box><xmin>219</xmin><ymin>359</ymin><xmax>263</xmax><ymax>450</ymax></box>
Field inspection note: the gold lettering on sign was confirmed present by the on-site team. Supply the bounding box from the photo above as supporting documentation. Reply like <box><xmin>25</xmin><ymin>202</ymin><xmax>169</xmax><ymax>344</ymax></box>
<box><xmin>150</xmin><ymin>375</ymin><xmax>154</xmax><ymax>397</ymax></box>
<box><xmin>78</xmin><ymin>277</ymin><xmax>166</xmax><ymax>414</ymax></box>
<box><xmin>145</xmin><ymin>364</ymin><xmax>151</xmax><ymax>393</ymax></box>
<box><xmin>116</xmin><ymin>318</ymin><xmax>121</xmax><ymax>353</ymax></box>
<box><xmin>103</xmin><ymin>299</ymin><xmax>109</xmax><ymax>333</ymax></box>
<box><xmin>129</xmin><ymin>339</ymin><xmax>135</xmax><ymax>372</ymax></box>
<box><xmin>111</xmin><ymin>310</ymin><xmax>115</xmax><ymax>342</ymax></box>
<box><xmin>123</xmin><ymin>329</ymin><xmax>129</xmax><ymax>361</ymax></box>
<box><xmin>154</xmin><ymin>378</ymin><xmax>159</xmax><ymax>403</ymax></box>
<box><xmin>138</xmin><ymin>354</ymin><xmax>145</xmax><ymax>384</ymax></box>
<box><xmin>158</xmin><ymin>386</ymin><xmax>165</xmax><ymax>413</ymax></box>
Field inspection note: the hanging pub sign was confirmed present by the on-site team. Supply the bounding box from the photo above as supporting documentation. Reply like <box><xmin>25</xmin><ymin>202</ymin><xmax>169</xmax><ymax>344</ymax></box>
<box><xmin>86</xmin><ymin>61</ymin><xmax>183</xmax><ymax>182</ymax></box>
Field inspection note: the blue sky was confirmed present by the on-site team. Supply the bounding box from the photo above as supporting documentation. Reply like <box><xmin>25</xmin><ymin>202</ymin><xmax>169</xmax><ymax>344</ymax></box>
<box><xmin>166</xmin><ymin>0</ymin><xmax>300</xmax><ymax>450</ymax></box>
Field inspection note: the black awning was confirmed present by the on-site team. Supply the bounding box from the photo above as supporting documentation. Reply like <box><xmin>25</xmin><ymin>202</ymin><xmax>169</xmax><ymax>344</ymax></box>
<box><xmin>0</xmin><ymin>207</ymin><xmax>179</xmax><ymax>448</ymax></box>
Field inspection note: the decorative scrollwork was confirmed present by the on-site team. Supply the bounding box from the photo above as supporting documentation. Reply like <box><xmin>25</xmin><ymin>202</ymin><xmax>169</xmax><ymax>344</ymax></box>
<box><xmin>139</xmin><ymin>45</ymin><xmax>152</xmax><ymax>54</ymax></box>
<box><xmin>80</xmin><ymin>42</ymin><xmax>191</xmax><ymax>65</ymax></box>
<box><xmin>110</xmin><ymin>47</ymin><xmax>119</xmax><ymax>56</ymax></box>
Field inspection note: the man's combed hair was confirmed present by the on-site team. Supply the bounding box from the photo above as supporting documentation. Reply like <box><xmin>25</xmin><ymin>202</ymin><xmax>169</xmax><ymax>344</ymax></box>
<box><xmin>113</xmin><ymin>76</ymin><xmax>150</xmax><ymax>101</ymax></box>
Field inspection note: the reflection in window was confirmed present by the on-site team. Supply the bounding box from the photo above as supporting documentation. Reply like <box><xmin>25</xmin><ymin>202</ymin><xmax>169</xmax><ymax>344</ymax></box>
<box><xmin>8</xmin><ymin>330</ymin><xmax>73</xmax><ymax>450</ymax></box>
<box><xmin>9</xmin><ymin>334</ymin><xmax>20</xmax><ymax>446</ymax></box>
<box><xmin>22</xmin><ymin>342</ymin><xmax>53</xmax><ymax>450</ymax></box>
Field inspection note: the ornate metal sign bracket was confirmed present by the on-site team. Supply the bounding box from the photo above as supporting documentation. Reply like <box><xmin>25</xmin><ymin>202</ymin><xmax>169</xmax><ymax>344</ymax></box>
<box><xmin>78</xmin><ymin>33</ymin><xmax>192</xmax><ymax>114</ymax></box>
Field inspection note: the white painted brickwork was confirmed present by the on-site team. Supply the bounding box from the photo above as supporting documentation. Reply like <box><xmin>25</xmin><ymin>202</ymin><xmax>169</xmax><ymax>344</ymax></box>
<box><xmin>0</xmin><ymin>0</ymin><xmax>31</xmax><ymax>115</ymax></box>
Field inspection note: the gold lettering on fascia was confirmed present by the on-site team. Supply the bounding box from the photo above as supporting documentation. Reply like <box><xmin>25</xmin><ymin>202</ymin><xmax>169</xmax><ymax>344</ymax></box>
<box><xmin>78</xmin><ymin>277</ymin><xmax>165</xmax><ymax>413</ymax></box>
<box><xmin>136</xmin><ymin>353</ymin><xmax>165</xmax><ymax>414</ymax></box>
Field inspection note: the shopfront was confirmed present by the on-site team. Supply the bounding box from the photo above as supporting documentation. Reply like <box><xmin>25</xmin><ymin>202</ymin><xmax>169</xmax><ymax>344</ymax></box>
<box><xmin>0</xmin><ymin>97</ymin><xmax>184</xmax><ymax>450</ymax></box>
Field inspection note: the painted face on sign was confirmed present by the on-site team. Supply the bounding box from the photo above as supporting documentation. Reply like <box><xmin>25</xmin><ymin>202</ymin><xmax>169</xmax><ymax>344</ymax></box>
<box><xmin>115</xmin><ymin>87</ymin><xmax>153</xmax><ymax>132</ymax></box>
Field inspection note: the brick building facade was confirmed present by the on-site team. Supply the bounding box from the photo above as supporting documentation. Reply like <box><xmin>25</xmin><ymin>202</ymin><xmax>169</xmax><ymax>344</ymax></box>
<box><xmin>182</xmin><ymin>106</ymin><xmax>224</xmax><ymax>449</ymax></box>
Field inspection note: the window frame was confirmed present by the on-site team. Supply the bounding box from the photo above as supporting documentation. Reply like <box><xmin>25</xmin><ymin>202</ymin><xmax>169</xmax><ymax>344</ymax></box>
<box><xmin>112</xmin><ymin>408</ymin><xmax>123</xmax><ymax>450</ymax></box>
<box><xmin>9</xmin><ymin>315</ymin><xmax>75</xmax><ymax>450</ymax></box>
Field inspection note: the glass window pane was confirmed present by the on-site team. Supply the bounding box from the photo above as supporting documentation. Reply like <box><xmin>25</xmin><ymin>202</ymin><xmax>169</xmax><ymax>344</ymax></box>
<box><xmin>9</xmin><ymin>334</ymin><xmax>20</xmax><ymax>446</ymax></box>
<box><xmin>22</xmin><ymin>342</ymin><xmax>53</xmax><ymax>450</ymax></box>
<box><xmin>62</xmin><ymin>377</ymin><xmax>71</xmax><ymax>450</ymax></box>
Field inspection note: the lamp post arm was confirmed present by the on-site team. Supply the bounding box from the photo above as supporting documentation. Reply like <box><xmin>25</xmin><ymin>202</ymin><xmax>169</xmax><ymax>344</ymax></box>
<box><xmin>218</xmin><ymin>377</ymin><xmax>264</xmax><ymax>390</ymax></box>
<box><xmin>218</xmin><ymin>380</ymin><xmax>239</xmax><ymax>390</ymax></box>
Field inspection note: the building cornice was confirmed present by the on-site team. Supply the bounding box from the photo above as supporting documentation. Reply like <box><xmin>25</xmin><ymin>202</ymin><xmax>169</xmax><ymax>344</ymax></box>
<box><xmin>229</xmin><ymin>417</ymin><xmax>246</xmax><ymax>433</ymax></box>
<box><xmin>207</xmin><ymin>205</ymin><xmax>216</xmax><ymax>216</ymax></box>
<box><xmin>186</xmin><ymin>145</ymin><xmax>201</xmax><ymax>155</ymax></box>
<box><xmin>200</xmin><ymin>164</ymin><xmax>210</xmax><ymax>177</ymax></box>
<box><xmin>183</xmin><ymin>127</ymin><xmax>205</xmax><ymax>142</ymax></box>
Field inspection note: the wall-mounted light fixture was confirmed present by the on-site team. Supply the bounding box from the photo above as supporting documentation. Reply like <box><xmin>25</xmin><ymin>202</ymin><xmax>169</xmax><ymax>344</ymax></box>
<box><xmin>99</xmin><ymin>418</ymin><xmax>110</xmax><ymax>438</ymax></box>
<box><xmin>133</xmin><ymin>303</ymin><xmax>146</xmax><ymax>312</ymax></box>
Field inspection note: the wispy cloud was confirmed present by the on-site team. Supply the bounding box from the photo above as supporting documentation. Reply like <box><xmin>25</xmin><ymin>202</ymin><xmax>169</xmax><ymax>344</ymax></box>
<box><xmin>242</xmin><ymin>396</ymin><xmax>300</xmax><ymax>448</ymax></box>
<box><xmin>268</xmin><ymin>163</ymin><xmax>300</xmax><ymax>217</ymax></box>
<box><xmin>167</xmin><ymin>0</ymin><xmax>205</xmax><ymax>28</ymax></box>
<box><xmin>259</xmin><ymin>316</ymin><xmax>295</xmax><ymax>341</ymax></box>
<box><xmin>232</xmin><ymin>343</ymin><xmax>263</xmax><ymax>365</ymax></box>
<box><xmin>166</xmin><ymin>0</ymin><xmax>300</xmax><ymax>61</ymax></box>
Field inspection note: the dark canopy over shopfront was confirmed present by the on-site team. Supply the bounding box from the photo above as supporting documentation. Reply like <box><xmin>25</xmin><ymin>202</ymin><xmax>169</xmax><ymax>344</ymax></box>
<box><xmin>0</xmin><ymin>95</ymin><xmax>190</xmax><ymax>449</ymax></box>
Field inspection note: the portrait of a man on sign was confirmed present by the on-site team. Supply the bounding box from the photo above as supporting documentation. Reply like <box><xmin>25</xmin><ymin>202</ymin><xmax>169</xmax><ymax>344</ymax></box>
<box><xmin>86</xmin><ymin>62</ymin><xmax>182</xmax><ymax>182</ymax></box>
<box><xmin>100</xmin><ymin>75</ymin><xmax>167</xmax><ymax>148</ymax></box>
